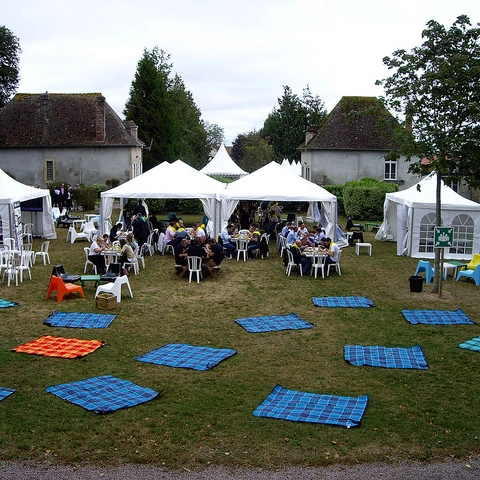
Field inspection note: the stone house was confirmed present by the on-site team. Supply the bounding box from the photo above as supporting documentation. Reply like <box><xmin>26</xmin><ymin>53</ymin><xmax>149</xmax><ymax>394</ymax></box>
<box><xmin>0</xmin><ymin>92</ymin><xmax>144</xmax><ymax>187</ymax></box>
<box><xmin>300</xmin><ymin>96</ymin><xmax>420</xmax><ymax>190</ymax></box>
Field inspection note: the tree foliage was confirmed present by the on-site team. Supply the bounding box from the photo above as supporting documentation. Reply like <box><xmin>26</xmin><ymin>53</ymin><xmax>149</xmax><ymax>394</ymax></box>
<box><xmin>0</xmin><ymin>25</ymin><xmax>21</xmax><ymax>108</ymax></box>
<box><xmin>124</xmin><ymin>47</ymin><xmax>223</xmax><ymax>170</ymax></box>
<box><xmin>376</xmin><ymin>15</ymin><xmax>480</xmax><ymax>292</ymax></box>
<box><xmin>231</xmin><ymin>131</ymin><xmax>273</xmax><ymax>172</ymax></box>
<box><xmin>261</xmin><ymin>85</ymin><xmax>327</xmax><ymax>161</ymax></box>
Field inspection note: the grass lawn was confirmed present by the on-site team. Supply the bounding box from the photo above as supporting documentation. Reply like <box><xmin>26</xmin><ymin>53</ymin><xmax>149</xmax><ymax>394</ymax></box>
<box><xmin>0</xmin><ymin>213</ymin><xmax>479</xmax><ymax>469</ymax></box>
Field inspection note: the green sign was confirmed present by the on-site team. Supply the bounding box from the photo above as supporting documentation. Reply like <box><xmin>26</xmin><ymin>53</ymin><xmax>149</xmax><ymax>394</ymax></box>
<box><xmin>434</xmin><ymin>227</ymin><xmax>453</xmax><ymax>248</ymax></box>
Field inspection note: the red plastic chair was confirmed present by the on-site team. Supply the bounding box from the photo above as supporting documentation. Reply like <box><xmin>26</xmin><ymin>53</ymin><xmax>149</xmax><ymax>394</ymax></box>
<box><xmin>46</xmin><ymin>275</ymin><xmax>85</xmax><ymax>302</ymax></box>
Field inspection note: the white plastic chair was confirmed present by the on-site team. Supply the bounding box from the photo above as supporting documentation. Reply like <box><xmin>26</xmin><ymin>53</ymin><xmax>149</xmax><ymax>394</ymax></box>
<box><xmin>144</xmin><ymin>232</ymin><xmax>156</xmax><ymax>256</ymax></box>
<box><xmin>67</xmin><ymin>226</ymin><xmax>90</xmax><ymax>243</ymax></box>
<box><xmin>20</xmin><ymin>243</ymin><xmax>35</xmax><ymax>267</ymax></box>
<box><xmin>23</xmin><ymin>223</ymin><xmax>34</xmax><ymax>243</ymax></box>
<box><xmin>83</xmin><ymin>246</ymin><xmax>97</xmax><ymax>274</ymax></box>
<box><xmin>236</xmin><ymin>238</ymin><xmax>249</xmax><ymax>261</ymax></box>
<box><xmin>82</xmin><ymin>220</ymin><xmax>97</xmax><ymax>241</ymax></box>
<box><xmin>285</xmin><ymin>249</ymin><xmax>302</xmax><ymax>276</ymax></box>
<box><xmin>33</xmin><ymin>241</ymin><xmax>50</xmax><ymax>265</ymax></box>
<box><xmin>326</xmin><ymin>250</ymin><xmax>342</xmax><ymax>276</ymax></box>
<box><xmin>310</xmin><ymin>253</ymin><xmax>327</xmax><ymax>279</ymax></box>
<box><xmin>17</xmin><ymin>251</ymin><xmax>32</xmax><ymax>282</ymax></box>
<box><xmin>95</xmin><ymin>276</ymin><xmax>133</xmax><ymax>303</ymax></box>
<box><xmin>187</xmin><ymin>256</ymin><xmax>203</xmax><ymax>283</ymax></box>
<box><xmin>157</xmin><ymin>232</ymin><xmax>166</xmax><ymax>254</ymax></box>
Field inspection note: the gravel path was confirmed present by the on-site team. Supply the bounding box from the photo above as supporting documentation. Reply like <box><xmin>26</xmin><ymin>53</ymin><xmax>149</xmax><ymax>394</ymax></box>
<box><xmin>1</xmin><ymin>457</ymin><xmax>479</xmax><ymax>479</ymax></box>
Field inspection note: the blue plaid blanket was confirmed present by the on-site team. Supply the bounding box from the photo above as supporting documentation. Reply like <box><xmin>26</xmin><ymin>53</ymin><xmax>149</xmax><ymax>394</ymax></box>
<box><xmin>253</xmin><ymin>385</ymin><xmax>368</xmax><ymax>428</ymax></box>
<box><xmin>0</xmin><ymin>387</ymin><xmax>15</xmax><ymax>401</ymax></box>
<box><xmin>44</xmin><ymin>311</ymin><xmax>116</xmax><ymax>329</ymax></box>
<box><xmin>46</xmin><ymin>375</ymin><xmax>159</xmax><ymax>414</ymax></box>
<box><xmin>235</xmin><ymin>313</ymin><xmax>313</xmax><ymax>333</ymax></box>
<box><xmin>402</xmin><ymin>308</ymin><xmax>474</xmax><ymax>325</ymax></box>
<box><xmin>458</xmin><ymin>337</ymin><xmax>480</xmax><ymax>353</ymax></box>
<box><xmin>0</xmin><ymin>298</ymin><xmax>19</xmax><ymax>308</ymax></box>
<box><xmin>136</xmin><ymin>343</ymin><xmax>237</xmax><ymax>371</ymax></box>
<box><xmin>344</xmin><ymin>344</ymin><xmax>428</xmax><ymax>369</ymax></box>
<box><xmin>312</xmin><ymin>296</ymin><xmax>375</xmax><ymax>308</ymax></box>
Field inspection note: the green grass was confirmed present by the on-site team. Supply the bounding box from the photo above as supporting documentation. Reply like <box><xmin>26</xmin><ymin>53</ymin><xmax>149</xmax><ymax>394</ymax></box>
<box><xmin>0</xmin><ymin>214</ymin><xmax>479</xmax><ymax>469</ymax></box>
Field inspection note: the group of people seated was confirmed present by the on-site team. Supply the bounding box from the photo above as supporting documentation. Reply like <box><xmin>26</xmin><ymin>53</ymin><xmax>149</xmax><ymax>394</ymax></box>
<box><xmin>219</xmin><ymin>223</ymin><xmax>269</xmax><ymax>260</ymax></box>
<box><xmin>278</xmin><ymin>220</ymin><xmax>339</xmax><ymax>276</ymax></box>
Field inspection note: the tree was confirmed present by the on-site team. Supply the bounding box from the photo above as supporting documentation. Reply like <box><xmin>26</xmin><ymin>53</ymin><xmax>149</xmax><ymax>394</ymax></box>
<box><xmin>262</xmin><ymin>85</ymin><xmax>327</xmax><ymax>161</ymax></box>
<box><xmin>0</xmin><ymin>26</ymin><xmax>21</xmax><ymax>108</ymax></box>
<box><xmin>124</xmin><ymin>47</ymin><xmax>177</xmax><ymax>170</ymax></box>
<box><xmin>231</xmin><ymin>130</ymin><xmax>273</xmax><ymax>172</ymax></box>
<box><xmin>376</xmin><ymin>15</ymin><xmax>480</xmax><ymax>293</ymax></box>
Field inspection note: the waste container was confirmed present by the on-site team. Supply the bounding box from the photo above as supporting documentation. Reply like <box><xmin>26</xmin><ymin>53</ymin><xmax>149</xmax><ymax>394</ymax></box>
<box><xmin>409</xmin><ymin>275</ymin><xmax>424</xmax><ymax>293</ymax></box>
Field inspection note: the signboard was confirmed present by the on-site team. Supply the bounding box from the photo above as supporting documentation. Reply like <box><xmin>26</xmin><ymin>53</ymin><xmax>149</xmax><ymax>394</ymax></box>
<box><xmin>434</xmin><ymin>227</ymin><xmax>453</xmax><ymax>248</ymax></box>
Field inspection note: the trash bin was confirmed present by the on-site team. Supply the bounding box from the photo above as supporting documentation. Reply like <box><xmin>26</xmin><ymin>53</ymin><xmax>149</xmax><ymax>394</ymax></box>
<box><xmin>409</xmin><ymin>275</ymin><xmax>424</xmax><ymax>293</ymax></box>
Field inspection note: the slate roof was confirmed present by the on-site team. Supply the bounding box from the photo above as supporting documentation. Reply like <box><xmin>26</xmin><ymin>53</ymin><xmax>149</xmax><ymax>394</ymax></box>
<box><xmin>302</xmin><ymin>96</ymin><xmax>399</xmax><ymax>151</ymax></box>
<box><xmin>0</xmin><ymin>93</ymin><xmax>142</xmax><ymax>148</ymax></box>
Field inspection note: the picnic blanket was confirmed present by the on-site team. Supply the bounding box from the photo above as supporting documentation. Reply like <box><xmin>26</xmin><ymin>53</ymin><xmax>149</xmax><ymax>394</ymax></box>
<box><xmin>46</xmin><ymin>375</ymin><xmax>159</xmax><ymax>414</ymax></box>
<box><xmin>253</xmin><ymin>385</ymin><xmax>368</xmax><ymax>428</ymax></box>
<box><xmin>312</xmin><ymin>296</ymin><xmax>375</xmax><ymax>308</ymax></box>
<box><xmin>235</xmin><ymin>313</ymin><xmax>313</xmax><ymax>333</ymax></box>
<box><xmin>0</xmin><ymin>387</ymin><xmax>15</xmax><ymax>402</ymax></box>
<box><xmin>344</xmin><ymin>344</ymin><xmax>428</xmax><ymax>369</ymax></box>
<box><xmin>0</xmin><ymin>298</ymin><xmax>19</xmax><ymax>308</ymax></box>
<box><xmin>13</xmin><ymin>336</ymin><xmax>105</xmax><ymax>359</ymax></box>
<box><xmin>401</xmin><ymin>308</ymin><xmax>474</xmax><ymax>325</ymax></box>
<box><xmin>137</xmin><ymin>343</ymin><xmax>237</xmax><ymax>371</ymax></box>
<box><xmin>44</xmin><ymin>311</ymin><xmax>116</xmax><ymax>329</ymax></box>
<box><xmin>458</xmin><ymin>336</ymin><xmax>480</xmax><ymax>353</ymax></box>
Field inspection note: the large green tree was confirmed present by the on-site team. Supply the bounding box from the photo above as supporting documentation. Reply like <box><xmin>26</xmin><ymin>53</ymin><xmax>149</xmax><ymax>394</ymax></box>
<box><xmin>262</xmin><ymin>85</ymin><xmax>327</xmax><ymax>161</ymax></box>
<box><xmin>231</xmin><ymin>130</ymin><xmax>273</xmax><ymax>173</ymax></box>
<box><xmin>376</xmin><ymin>15</ymin><xmax>480</xmax><ymax>293</ymax></box>
<box><xmin>124</xmin><ymin>47</ymin><xmax>177</xmax><ymax>170</ymax></box>
<box><xmin>0</xmin><ymin>25</ymin><xmax>21</xmax><ymax>108</ymax></box>
<box><xmin>124</xmin><ymin>47</ymin><xmax>222</xmax><ymax>170</ymax></box>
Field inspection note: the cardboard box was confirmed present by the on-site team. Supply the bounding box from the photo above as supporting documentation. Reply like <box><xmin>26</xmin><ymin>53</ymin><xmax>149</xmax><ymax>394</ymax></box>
<box><xmin>96</xmin><ymin>292</ymin><xmax>117</xmax><ymax>310</ymax></box>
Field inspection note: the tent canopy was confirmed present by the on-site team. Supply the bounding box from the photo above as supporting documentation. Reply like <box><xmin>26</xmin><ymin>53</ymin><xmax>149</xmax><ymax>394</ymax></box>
<box><xmin>200</xmin><ymin>143</ymin><xmax>247</xmax><ymax>177</ymax></box>
<box><xmin>0</xmin><ymin>167</ymin><xmax>56</xmax><ymax>241</ymax></box>
<box><xmin>218</xmin><ymin>161</ymin><xmax>338</xmax><ymax>239</ymax></box>
<box><xmin>376</xmin><ymin>172</ymin><xmax>480</xmax><ymax>259</ymax></box>
<box><xmin>100</xmin><ymin>160</ymin><xmax>225</xmax><ymax>236</ymax></box>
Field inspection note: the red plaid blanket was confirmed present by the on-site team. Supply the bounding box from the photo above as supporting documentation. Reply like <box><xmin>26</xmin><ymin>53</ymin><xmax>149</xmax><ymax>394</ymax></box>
<box><xmin>13</xmin><ymin>336</ymin><xmax>105</xmax><ymax>358</ymax></box>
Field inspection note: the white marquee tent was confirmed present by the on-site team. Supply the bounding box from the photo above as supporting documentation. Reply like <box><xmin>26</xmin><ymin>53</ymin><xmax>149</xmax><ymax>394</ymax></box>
<box><xmin>218</xmin><ymin>161</ymin><xmax>338</xmax><ymax>240</ymax></box>
<box><xmin>100</xmin><ymin>160</ymin><xmax>225</xmax><ymax>237</ymax></box>
<box><xmin>200</xmin><ymin>143</ymin><xmax>247</xmax><ymax>177</ymax></box>
<box><xmin>375</xmin><ymin>172</ymin><xmax>480</xmax><ymax>259</ymax></box>
<box><xmin>0</xmin><ymin>167</ymin><xmax>56</xmax><ymax>244</ymax></box>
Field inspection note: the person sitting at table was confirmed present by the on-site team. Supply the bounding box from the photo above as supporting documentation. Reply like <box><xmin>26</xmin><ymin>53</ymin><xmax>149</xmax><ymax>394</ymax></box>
<box><xmin>220</xmin><ymin>224</ymin><xmax>237</xmax><ymax>259</ymax></box>
<box><xmin>109</xmin><ymin>222</ymin><xmax>123</xmax><ymax>243</ymax></box>
<box><xmin>289</xmin><ymin>239</ymin><xmax>312</xmax><ymax>275</ymax></box>
<box><xmin>314</xmin><ymin>225</ymin><xmax>326</xmax><ymax>245</ymax></box>
<box><xmin>320</xmin><ymin>237</ymin><xmax>340</xmax><ymax>270</ymax></box>
<box><xmin>175</xmin><ymin>238</ymin><xmax>190</xmax><ymax>266</ymax></box>
<box><xmin>206</xmin><ymin>237</ymin><xmax>224</xmax><ymax>267</ymax></box>
<box><xmin>165</xmin><ymin>221</ymin><xmax>176</xmax><ymax>246</ymax></box>
<box><xmin>88</xmin><ymin>235</ymin><xmax>107</xmax><ymax>274</ymax></box>
<box><xmin>286</xmin><ymin>225</ymin><xmax>299</xmax><ymax>246</ymax></box>
<box><xmin>126</xmin><ymin>232</ymin><xmax>137</xmax><ymax>251</ymax></box>
<box><xmin>297</xmin><ymin>222</ymin><xmax>309</xmax><ymax>238</ymax></box>
<box><xmin>193</xmin><ymin>221</ymin><xmax>206</xmax><ymax>244</ymax></box>
<box><xmin>247</xmin><ymin>231</ymin><xmax>261</xmax><ymax>260</ymax></box>
<box><xmin>281</xmin><ymin>222</ymin><xmax>293</xmax><ymax>237</ymax></box>
<box><xmin>118</xmin><ymin>237</ymin><xmax>135</xmax><ymax>276</ymax></box>
<box><xmin>300</xmin><ymin>231</ymin><xmax>315</xmax><ymax>248</ymax></box>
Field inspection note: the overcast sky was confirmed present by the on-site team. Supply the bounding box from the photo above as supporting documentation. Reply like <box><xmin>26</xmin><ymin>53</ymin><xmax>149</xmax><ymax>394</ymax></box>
<box><xmin>4</xmin><ymin>1</ymin><xmax>480</xmax><ymax>143</ymax></box>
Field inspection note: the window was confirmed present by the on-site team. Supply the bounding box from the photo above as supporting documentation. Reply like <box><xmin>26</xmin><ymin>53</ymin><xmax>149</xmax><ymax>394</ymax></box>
<box><xmin>449</xmin><ymin>178</ymin><xmax>460</xmax><ymax>192</ymax></box>
<box><xmin>449</xmin><ymin>214</ymin><xmax>474</xmax><ymax>256</ymax></box>
<box><xmin>384</xmin><ymin>159</ymin><xmax>397</xmax><ymax>180</ymax></box>
<box><xmin>44</xmin><ymin>158</ymin><xmax>55</xmax><ymax>182</ymax></box>
<box><xmin>418</xmin><ymin>213</ymin><xmax>437</xmax><ymax>254</ymax></box>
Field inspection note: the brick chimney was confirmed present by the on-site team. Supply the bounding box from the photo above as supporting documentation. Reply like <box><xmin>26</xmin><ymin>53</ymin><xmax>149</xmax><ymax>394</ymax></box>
<box><xmin>305</xmin><ymin>125</ymin><xmax>320</xmax><ymax>145</ymax></box>
<box><xmin>123</xmin><ymin>120</ymin><xmax>138</xmax><ymax>140</ymax></box>
<box><xmin>95</xmin><ymin>95</ymin><xmax>106</xmax><ymax>142</ymax></box>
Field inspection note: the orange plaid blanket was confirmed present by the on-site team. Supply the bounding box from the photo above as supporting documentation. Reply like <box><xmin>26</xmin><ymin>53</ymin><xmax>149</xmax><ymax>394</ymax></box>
<box><xmin>13</xmin><ymin>336</ymin><xmax>105</xmax><ymax>359</ymax></box>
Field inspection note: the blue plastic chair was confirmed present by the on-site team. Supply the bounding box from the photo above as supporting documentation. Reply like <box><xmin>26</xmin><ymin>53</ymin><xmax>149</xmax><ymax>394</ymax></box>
<box><xmin>456</xmin><ymin>264</ymin><xmax>480</xmax><ymax>286</ymax></box>
<box><xmin>414</xmin><ymin>260</ymin><xmax>434</xmax><ymax>284</ymax></box>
